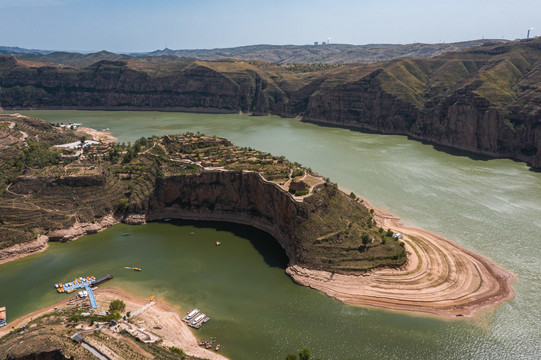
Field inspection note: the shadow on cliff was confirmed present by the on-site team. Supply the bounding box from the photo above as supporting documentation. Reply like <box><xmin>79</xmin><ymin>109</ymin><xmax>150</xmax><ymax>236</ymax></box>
<box><xmin>303</xmin><ymin>119</ymin><xmax>539</xmax><ymax>169</ymax></box>
<box><xmin>426</xmin><ymin>142</ymin><xmax>494</xmax><ymax>162</ymax></box>
<box><xmin>156</xmin><ymin>219</ymin><xmax>289</xmax><ymax>269</ymax></box>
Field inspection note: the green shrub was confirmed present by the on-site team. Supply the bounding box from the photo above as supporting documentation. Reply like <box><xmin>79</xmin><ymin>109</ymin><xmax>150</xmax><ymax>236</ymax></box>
<box><xmin>299</xmin><ymin>348</ymin><xmax>311</xmax><ymax>360</ymax></box>
<box><xmin>109</xmin><ymin>299</ymin><xmax>126</xmax><ymax>313</ymax></box>
<box><xmin>292</xmin><ymin>169</ymin><xmax>304</xmax><ymax>178</ymax></box>
<box><xmin>170</xmin><ymin>346</ymin><xmax>186</xmax><ymax>358</ymax></box>
<box><xmin>117</xmin><ymin>198</ymin><xmax>130</xmax><ymax>212</ymax></box>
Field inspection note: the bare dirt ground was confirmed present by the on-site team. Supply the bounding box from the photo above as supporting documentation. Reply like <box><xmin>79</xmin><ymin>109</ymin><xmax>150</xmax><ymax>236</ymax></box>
<box><xmin>78</xmin><ymin>127</ymin><xmax>117</xmax><ymax>144</ymax></box>
<box><xmin>287</xmin><ymin>189</ymin><xmax>515</xmax><ymax>318</ymax></box>
<box><xmin>0</xmin><ymin>287</ymin><xmax>228</xmax><ymax>360</ymax></box>
<box><xmin>95</xmin><ymin>288</ymin><xmax>228</xmax><ymax>360</ymax></box>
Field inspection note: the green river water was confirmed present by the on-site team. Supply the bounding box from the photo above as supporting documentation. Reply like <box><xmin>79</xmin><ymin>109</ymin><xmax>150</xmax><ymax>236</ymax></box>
<box><xmin>1</xmin><ymin>110</ymin><xmax>541</xmax><ymax>359</ymax></box>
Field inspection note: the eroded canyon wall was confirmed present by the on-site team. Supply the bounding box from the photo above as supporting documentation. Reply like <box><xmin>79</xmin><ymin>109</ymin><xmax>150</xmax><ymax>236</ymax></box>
<box><xmin>147</xmin><ymin>171</ymin><xmax>303</xmax><ymax>262</ymax></box>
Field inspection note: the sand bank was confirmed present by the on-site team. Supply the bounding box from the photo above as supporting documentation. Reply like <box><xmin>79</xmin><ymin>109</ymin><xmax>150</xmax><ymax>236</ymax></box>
<box><xmin>78</xmin><ymin>126</ymin><xmax>117</xmax><ymax>144</ymax></box>
<box><xmin>287</xmin><ymin>190</ymin><xmax>515</xmax><ymax>318</ymax></box>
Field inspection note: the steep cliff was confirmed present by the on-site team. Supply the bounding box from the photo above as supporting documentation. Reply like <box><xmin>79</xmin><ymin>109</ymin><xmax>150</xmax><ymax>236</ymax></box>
<box><xmin>1</xmin><ymin>38</ymin><xmax>541</xmax><ymax>167</ymax></box>
<box><xmin>0</xmin><ymin>121</ymin><xmax>404</xmax><ymax>273</ymax></box>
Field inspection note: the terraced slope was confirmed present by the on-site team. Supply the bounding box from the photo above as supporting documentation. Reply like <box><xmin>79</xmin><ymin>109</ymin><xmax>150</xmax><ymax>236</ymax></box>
<box><xmin>0</xmin><ymin>117</ymin><xmax>405</xmax><ymax>274</ymax></box>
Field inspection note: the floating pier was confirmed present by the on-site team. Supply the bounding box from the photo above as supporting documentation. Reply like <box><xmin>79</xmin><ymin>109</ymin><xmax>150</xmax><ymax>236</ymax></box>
<box><xmin>54</xmin><ymin>274</ymin><xmax>113</xmax><ymax>309</ymax></box>
<box><xmin>92</xmin><ymin>274</ymin><xmax>113</xmax><ymax>287</ymax></box>
<box><xmin>84</xmin><ymin>285</ymin><xmax>97</xmax><ymax>309</ymax></box>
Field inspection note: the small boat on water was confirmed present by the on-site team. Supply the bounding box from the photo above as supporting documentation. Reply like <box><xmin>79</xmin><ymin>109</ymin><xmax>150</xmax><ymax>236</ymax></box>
<box><xmin>189</xmin><ymin>232</ymin><xmax>195</xmax><ymax>235</ymax></box>
<box><xmin>150</xmin><ymin>295</ymin><xmax>155</xmax><ymax>302</ymax></box>
<box><xmin>190</xmin><ymin>313</ymin><xmax>206</xmax><ymax>326</ymax></box>
<box><xmin>203</xmin><ymin>317</ymin><xmax>210</xmax><ymax>323</ymax></box>
<box><xmin>216</xmin><ymin>344</ymin><xmax>221</xmax><ymax>351</ymax></box>
<box><xmin>185</xmin><ymin>308</ymin><xmax>200</xmax><ymax>320</ymax></box>
<box><xmin>121</xmin><ymin>233</ymin><xmax>131</xmax><ymax>236</ymax></box>
<box><xmin>216</xmin><ymin>241</ymin><xmax>221</xmax><ymax>246</ymax></box>
<box><xmin>133</xmin><ymin>267</ymin><xmax>142</xmax><ymax>271</ymax></box>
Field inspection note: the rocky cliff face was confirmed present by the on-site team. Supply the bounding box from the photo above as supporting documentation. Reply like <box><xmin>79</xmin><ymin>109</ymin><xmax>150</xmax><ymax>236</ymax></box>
<box><xmin>0</xmin><ymin>59</ymin><xmax>287</xmax><ymax>114</ymax></box>
<box><xmin>301</xmin><ymin>74</ymin><xmax>540</xmax><ymax>167</ymax></box>
<box><xmin>145</xmin><ymin>170</ymin><xmax>397</xmax><ymax>273</ymax></box>
<box><xmin>1</xmin><ymin>38</ymin><xmax>540</xmax><ymax>167</ymax></box>
<box><xmin>147</xmin><ymin>171</ymin><xmax>302</xmax><ymax>262</ymax></box>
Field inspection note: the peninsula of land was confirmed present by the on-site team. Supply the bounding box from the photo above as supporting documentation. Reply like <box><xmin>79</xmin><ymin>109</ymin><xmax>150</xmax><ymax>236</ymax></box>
<box><xmin>0</xmin><ymin>115</ymin><xmax>514</xmax><ymax>321</ymax></box>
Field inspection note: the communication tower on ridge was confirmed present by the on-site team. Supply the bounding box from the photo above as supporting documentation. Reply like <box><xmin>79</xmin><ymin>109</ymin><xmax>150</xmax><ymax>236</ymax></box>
<box><xmin>527</xmin><ymin>28</ymin><xmax>534</xmax><ymax>39</ymax></box>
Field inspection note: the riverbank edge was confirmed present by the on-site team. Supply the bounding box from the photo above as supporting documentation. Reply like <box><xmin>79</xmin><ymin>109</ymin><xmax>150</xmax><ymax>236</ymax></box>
<box><xmin>0</xmin><ymin>162</ymin><xmax>515</xmax><ymax>319</ymax></box>
<box><xmin>284</xmin><ymin>187</ymin><xmax>515</xmax><ymax>318</ymax></box>
<box><xmin>0</xmin><ymin>286</ymin><xmax>229</xmax><ymax>360</ymax></box>
<box><xmin>3</xmin><ymin>107</ymin><xmax>538</xmax><ymax>170</ymax></box>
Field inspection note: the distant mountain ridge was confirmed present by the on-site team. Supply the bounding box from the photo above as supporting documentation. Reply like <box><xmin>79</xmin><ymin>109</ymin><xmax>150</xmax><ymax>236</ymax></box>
<box><xmin>0</xmin><ymin>39</ymin><xmax>506</xmax><ymax>66</ymax></box>
<box><xmin>0</xmin><ymin>38</ymin><xmax>539</xmax><ymax>169</ymax></box>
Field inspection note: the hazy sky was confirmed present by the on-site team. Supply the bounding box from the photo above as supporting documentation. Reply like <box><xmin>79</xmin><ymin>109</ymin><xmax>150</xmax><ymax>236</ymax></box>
<box><xmin>1</xmin><ymin>0</ymin><xmax>539</xmax><ymax>52</ymax></box>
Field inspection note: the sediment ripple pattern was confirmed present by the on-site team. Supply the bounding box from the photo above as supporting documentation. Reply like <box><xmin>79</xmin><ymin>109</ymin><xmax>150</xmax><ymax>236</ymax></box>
<box><xmin>287</xmin><ymin>212</ymin><xmax>515</xmax><ymax>317</ymax></box>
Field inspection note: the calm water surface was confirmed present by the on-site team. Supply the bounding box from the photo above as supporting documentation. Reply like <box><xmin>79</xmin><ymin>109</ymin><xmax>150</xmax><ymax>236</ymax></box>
<box><xmin>1</xmin><ymin>110</ymin><xmax>540</xmax><ymax>359</ymax></box>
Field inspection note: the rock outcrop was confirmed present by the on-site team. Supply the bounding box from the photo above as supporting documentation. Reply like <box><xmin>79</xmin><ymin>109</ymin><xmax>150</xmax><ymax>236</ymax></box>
<box><xmin>147</xmin><ymin>171</ymin><xmax>302</xmax><ymax>262</ymax></box>
<box><xmin>0</xmin><ymin>235</ymin><xmax>48</xmax><ymax>266</ymax></box>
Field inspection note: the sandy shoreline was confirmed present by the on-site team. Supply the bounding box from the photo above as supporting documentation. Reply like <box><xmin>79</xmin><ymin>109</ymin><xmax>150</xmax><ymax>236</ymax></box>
<box><xmin>0</xmin><ymin>287</ymin><xmax>228</xmax><ymax>360</ymax></box>
<box><xmin>287</xmin><ymin>187</ymin><xmax>515</xmax><ymax>318</ymax></box>
<box><xmin>77</xmin><ymin>126</ymin><xmax>117</xmax><ymax>144</ymax></box>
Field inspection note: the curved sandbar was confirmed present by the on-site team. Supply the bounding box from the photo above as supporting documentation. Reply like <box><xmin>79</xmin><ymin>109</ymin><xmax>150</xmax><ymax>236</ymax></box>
<box><xmin>287</xmin><ymin>194</ymin><xmax>515</xmax><ymax>318</ymax></box>
<box><xmin>288</xmin><ymin>220</ymin><xmax>514</xmax><ymax>317</ymax></box>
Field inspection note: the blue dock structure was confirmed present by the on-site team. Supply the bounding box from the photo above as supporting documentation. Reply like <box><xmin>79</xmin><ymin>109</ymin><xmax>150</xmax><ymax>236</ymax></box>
<box><xmin>84</xmin><ymin>284</ymin><xmax>98</xmax><ymax>309</ymax></box>
<box><xmin>54</xmin><ymin>274</ymin><xmax>113</xmax><ymax>309</ymax></box>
